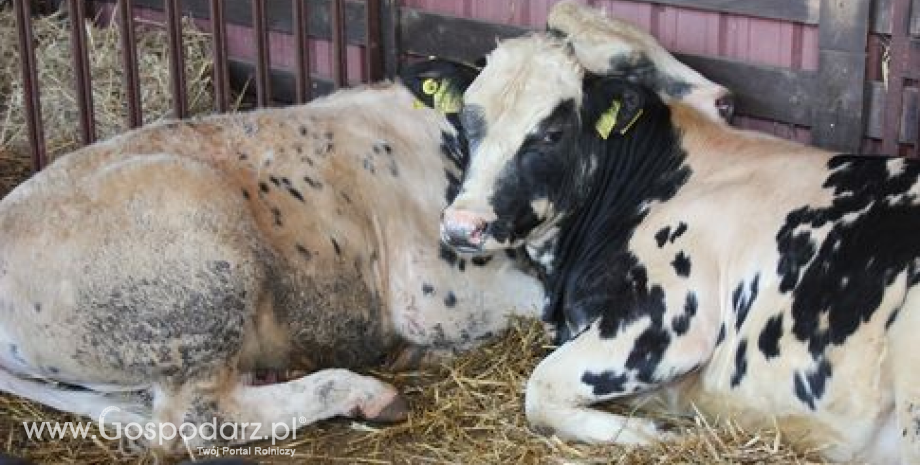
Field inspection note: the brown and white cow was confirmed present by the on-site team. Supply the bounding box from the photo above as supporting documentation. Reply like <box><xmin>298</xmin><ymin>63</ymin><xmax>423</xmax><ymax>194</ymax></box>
<box><xmin>0</xmin><ymin>67</ymin><xmax>544</xmax><ymax>452</ymax></box>
<box><xmin>439</xmin><ymin>32</ymin><xmax>920</xmax><ymax>464</ymax></box>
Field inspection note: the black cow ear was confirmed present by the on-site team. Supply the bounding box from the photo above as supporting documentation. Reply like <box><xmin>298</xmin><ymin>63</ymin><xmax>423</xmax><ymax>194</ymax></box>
<box><xmin>584</xmin><ymin>77</ymin><xmax>647</xmax><ymax>139</ymax></box>
<box><xmin>399</xmin><ymin>57</ymin><xmax>482</xmax><ymax>115</ymax></box>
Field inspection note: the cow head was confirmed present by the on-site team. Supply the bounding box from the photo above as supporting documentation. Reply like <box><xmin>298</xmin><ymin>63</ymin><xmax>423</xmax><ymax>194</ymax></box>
<box><xmin>440</xmin><ymin>34</ymin><xmax>647</xmax><ymax>254</ymax></box>
<box><xmin>439</xmin><ymin>35</ymin><xmax>582</xmax><ymax>253</ymax></box>
<box><xmin>548</xmin><ymin>0</ymin><xmax>734</xmax><ymax>122</ymax></box>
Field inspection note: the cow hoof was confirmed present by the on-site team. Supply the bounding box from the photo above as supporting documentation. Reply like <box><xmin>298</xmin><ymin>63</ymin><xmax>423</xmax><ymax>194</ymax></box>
<box><xmin>357</xmin><ymin>392</ymin><xmax>410</xmax><ymax>423</ymax></box>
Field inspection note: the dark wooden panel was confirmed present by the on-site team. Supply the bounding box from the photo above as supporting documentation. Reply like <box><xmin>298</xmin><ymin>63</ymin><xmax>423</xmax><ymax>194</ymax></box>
<box><xmin>817</xmin><ymin>0</ymin><xmax>872</xmax><ymax>51</ymax></box>
<box><xmin>676</xmin><ymin>53</ymin><xmax>815</xmax><ymax>126</ymax></box>
<box><xmin>228</xmin><ymin>59</ymin><xmax>334</xmax><ymax>106</ymax></box>
<box><xmin>866</xmin><ymin>83</ymin><xmax>919</xmax><ymax>144</ymax></box>
<box><xmin>96</xmin><ymin>0</ymin><xmax>369</xmax><ymax>45</ymax></box>
<box><xmin>912</xmin><ymin>0</ymin><xmax>920</xmax><ymax>36</ymax></box>
<box><xmin>872</xmin><ymin>0</ymin><xmax>894</xmax><ymax>34</ymax></box>
<box><xmin>910</xmin><ymin>38</ymin><xmax>920</xmax><ymax>79</ymax></box>
<box><xmin>901</xmin><ymin>87</ymin><xmax>919</xmax><ymax>144</ymax></box>
<box><xmin>865</xmin><ymin>82</ymin><xmax>885</xmax><ymax>140</ymax></box>
<box><xmin>399</xmin><ymin>8</ymin><xmax>524</xmax><ymax>62</ymax></box>
<box><xmin>626</xmin><ymin>0</ymin><xmax>893</xmax><ymax>34</ymax></box>
<box><xmin>643</xmin><ymin>0</ymin><xmax>819</xmax><ymax>24</ymax></box>
<box><xmin>811</xmin><ymin>0</ymin><xmax>871</xmax><ymax>151</ymax></box>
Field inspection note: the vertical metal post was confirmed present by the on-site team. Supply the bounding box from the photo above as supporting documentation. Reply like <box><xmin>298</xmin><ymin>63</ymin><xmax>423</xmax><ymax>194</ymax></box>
<box><xmin>68</xmin><ymin>0</ymin><xmax>96</xmax><ymax>145</ymax></box>
<box><xmin>118</xmin><ymin>0</ymin><xmax>143</xmax><ymax>128</ymax></box>
<box><xmin>210</xmin><ymin>0</ymin><xmax>230</xmax><ymax>112</ymax></box>
<box><xmin>293</xmin><ymin>0</ymin><xmax>312</xmax><ymax>103</ymax></box>
<box><xmin>252</xmin><ymin>0</ymin><xmax>272</xmax><ymax>107</ymax></box>
<box><xmin>380</xmin><ymin>0</ymin><xmax>400</xmax><ymax>78</ymax></box>
<box><xmin>165</xmin><ymin>0</ymin><xmax>188</xmax><ymax>118</ymax></box>
<box><xmin>364</xmin><ymin>0</ymin><xmax>383</xmax><ymax>82</ymax></box>
<box><xmin>331</xmin><ymin>0</ymin><xmax>347</xmax><ymax>88</ymax></box>
<box><xmin>13</xmin><ymin>0</ymin><xmax>47</xmax><ymax>171</ymax></box>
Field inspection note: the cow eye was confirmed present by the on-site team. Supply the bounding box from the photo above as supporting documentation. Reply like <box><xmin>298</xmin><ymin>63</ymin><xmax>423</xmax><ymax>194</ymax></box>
<box><xmin>541</xmin><ymin>130</ymin><xmax>563</xmax><ymax>144</ymax></box>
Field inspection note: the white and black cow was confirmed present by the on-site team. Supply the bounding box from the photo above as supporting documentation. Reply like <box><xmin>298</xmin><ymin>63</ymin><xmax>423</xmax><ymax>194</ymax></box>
<box><xmin>0</xmin><ymin>62</ymin><xmax>544</xmax><ymax>453</ymax></box>
<box><xmin>546</xmin><ymin>0</ymin><xmax>734</xmax><ymax>122</ymax></box>
<box><xmin>438</xmin><ymin>33</ymin><xmax>920</xmax><ymax>464</ymax></box>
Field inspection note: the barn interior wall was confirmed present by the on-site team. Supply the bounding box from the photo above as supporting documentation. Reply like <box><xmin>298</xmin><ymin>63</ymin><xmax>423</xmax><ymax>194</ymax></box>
<box><xmin>90</xmin><ymin>0</ymin><xmax>915</xmax><ymax>156</ymax></box>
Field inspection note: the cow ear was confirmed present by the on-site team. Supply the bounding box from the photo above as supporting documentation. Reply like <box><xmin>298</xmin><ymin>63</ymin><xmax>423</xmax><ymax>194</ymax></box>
<box><xmin>399</xmin><ymin>57</ymin><xmax>482</xmax><ymax>115</ymax></box>
<box><xmin>585</xmin><ymin>77</ymin><xmax>646</xmax><ymax>140</ymax></box>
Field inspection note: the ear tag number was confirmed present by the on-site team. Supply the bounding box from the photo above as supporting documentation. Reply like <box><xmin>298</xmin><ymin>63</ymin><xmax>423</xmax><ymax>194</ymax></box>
<box><xmin>595</xmin><ymin>99</ymin><xmax>621</xmax><ymax>139</ymax></box>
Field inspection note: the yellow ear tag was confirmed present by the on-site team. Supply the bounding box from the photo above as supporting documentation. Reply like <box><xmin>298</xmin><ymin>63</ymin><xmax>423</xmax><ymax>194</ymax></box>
<box><xmin>414</xmin><ymin>78</ymin><xmax>460</xmax><ymax>114</ymax></box>
<box><xmin>433</xmin><ymin>79</ymin><xmax>461</xmax><ymax>114</ymax></box>
<box><xmin>422</xmin><ymin>78</ymin><xmax>439</xmax><ymax>95</ymax></box>
<box><xmin>595</xmin><ymin>99</ymin><xmax>621</xmax><ymax>140</ymax></box>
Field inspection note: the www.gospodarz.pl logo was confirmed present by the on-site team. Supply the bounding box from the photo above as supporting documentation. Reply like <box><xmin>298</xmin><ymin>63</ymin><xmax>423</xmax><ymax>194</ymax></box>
<box><xmin>23</xmin><ymin>406</ymin><xmax>308</xmax><ymax>446</ymax></box>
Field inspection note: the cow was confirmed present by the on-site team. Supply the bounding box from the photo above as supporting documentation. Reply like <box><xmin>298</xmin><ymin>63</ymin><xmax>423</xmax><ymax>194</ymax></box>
<box><xmin>437</xmin><ymin>32</ymin><xmax>920</xmax><ymax>464</ymax></box>
<box><xmin>0</xmin><ymin>63</ymin><xmax>545</xmax><ymax>453</ymax></box>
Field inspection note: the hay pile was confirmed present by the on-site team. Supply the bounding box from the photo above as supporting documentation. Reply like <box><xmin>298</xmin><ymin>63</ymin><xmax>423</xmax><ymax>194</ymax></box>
<box><xmin>0</xmin><ymin>5</ymin><xmax>231</xmax><ymax>198</ymax></box>
<box><xmin>0</xmin><ymin>319</ymin><xmax>819</xmax><ymax>464</ymax></box>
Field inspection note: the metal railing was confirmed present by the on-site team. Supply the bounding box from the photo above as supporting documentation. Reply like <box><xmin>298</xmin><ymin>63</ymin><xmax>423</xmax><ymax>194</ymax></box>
<box><xmin>12</xmin><ymin>0</ymin><xmax>386</xmax><ymax>172</ymax></box>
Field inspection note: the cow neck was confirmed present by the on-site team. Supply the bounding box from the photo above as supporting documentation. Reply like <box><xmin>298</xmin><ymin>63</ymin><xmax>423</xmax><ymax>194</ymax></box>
<box><xmin>539</xmin><ymin>100</ymin><xmax>692</xmax><ymax>343</ymax></box>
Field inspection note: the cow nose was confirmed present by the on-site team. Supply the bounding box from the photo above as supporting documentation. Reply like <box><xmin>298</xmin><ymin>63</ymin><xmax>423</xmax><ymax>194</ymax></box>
<box><xmin>440</xmin><ymin>209</ymin><xmax>487</xmax><ymax>252</ymax></box>
<box><xmin>716</xmin><ymin>94</ymin><xmax>735</xmax><ymax>122</ymax></box>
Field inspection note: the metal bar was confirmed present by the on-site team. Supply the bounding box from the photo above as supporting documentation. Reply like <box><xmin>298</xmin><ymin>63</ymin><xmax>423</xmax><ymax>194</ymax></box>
<box><xmin>165</xmin><ymin>0</ymin><xmax>188</xmax><ymax>119</ymax></box>
<box><xmin>68</xmin><ymin>0</ymin><xmax>96</xmax><ymax>145</ymax></box>
<box><xmin>364</xmin><ymin>0</ymin><xmax>383</xmax><ymax>82</ymax></box>
<box><xmin>882</xmin><ymin>0</ymin><xmax>911</xmax><ymax>154</ymax></box>
<box><xmin>209</xmin><ymin>0</ymin><xmax>230</xmax><ymax>112</ymax></box>
<box><xmin>93</xmin><ymin>0</ymin><xmax>381</xmax><ymax>43</ymax></box>
<box><xmin>380</xmin><ymin>0</ymin><xmax>399</xmax><ymax>78</ymax></box>
<box><xmin>252</xmin><ymin>0</ymin><xmax>271</xmax><ymax>107</ymax></box>
<box><xmin>118</xmin><ymin>0</ymin><xmax>143</xmax><ymax>128</ymax></box>
<box><xmin>331</xmin><ymin>0</ymin><xmax>347</xmax><ymax>88</ymax></box>
<box><xmin>13</xmin><ymin>0</ymin><xmax>47</xmax><ymax>172</ymax></box>
<box><xmin>293</xmin><ymin>0</ymin><xmax>312</xmax><ymax>103</ymax></box>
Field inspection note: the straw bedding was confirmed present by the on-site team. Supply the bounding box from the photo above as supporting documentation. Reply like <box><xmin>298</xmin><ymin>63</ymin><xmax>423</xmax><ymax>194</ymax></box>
<box><xmin>0</xmin><ymin>6</ymin><xmax>820</xmax><ymax>465</ymax></box>
<box><xmin>0</xmin><ymin>319</ymin><xmax>819</xmax><ymax>464</ymax></box>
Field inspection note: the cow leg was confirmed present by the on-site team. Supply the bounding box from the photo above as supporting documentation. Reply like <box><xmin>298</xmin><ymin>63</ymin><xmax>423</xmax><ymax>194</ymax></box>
<box><xmin>525</xmin><ymin>320</ymin><xmax>701</xmax><ymax>445</ymax></box>
<box><xmin>0</xmin><ymin>367</ymin><xmax>149</xmax><ymax>424</ymax></box>
<box><xmin>151</xmin><ymin>367</ymin><xmax>407</xmax><ymax>451</ymax></box>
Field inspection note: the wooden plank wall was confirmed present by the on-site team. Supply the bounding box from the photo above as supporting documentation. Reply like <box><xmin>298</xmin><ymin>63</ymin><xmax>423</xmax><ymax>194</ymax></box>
<box><xmin>401</xmin><ymin>0</ymin><xmax>916</xmax><ymax>155</ymax></box>
<box><xmin>94</xmin><ymin>0</ymin><xmax>918</xmax><ymax>155</ymax></box>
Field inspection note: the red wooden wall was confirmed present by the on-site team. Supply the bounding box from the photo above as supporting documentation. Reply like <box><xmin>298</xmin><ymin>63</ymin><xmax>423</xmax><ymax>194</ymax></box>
<box><xmin>97</xmin><ymin>0</ymin><xmax>913</xmax><ymax>155</ymax></box>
